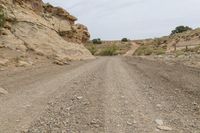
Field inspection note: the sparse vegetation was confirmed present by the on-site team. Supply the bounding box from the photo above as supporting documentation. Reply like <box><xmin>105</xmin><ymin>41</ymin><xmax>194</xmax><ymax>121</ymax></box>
<box><xmin>87</xmin><ymin>45</ymin><xmax>97</xmax><ymax>55</ymax></box>
<box><xmin>175</xmin><ymin>50</ymin><xmax>185</xmax><ymax>57</ymax></box>
<box><xmin>134</xmin><ymin>38</ymin><xmax>167</xmax><ymax>56</ymax></box>
<box><xmin>185</xmin><ymin>45</ymin><xmax>200</xmax><ymax>53</ymax></box>
<box><xmin>99</xmin><ymin>45</ymin><xmax>119</xmax><ymax>56</ymax></box>
<box><xmin>86</xmin><ymin>41</ymin><xmax>132</xmax><ymax>56</ymax></box>
<box><xmin>134</xmin><ymin>44</ymin><xmax>166</xmax><ymax>56</ymax></box>
<box><xmin>173</xmin><ymin>45</ymin><xmax>200</xmax><ymax>57</ymax></box>
<box><xmin>92</xmin><ymin>38</ymin><xmax>102</xmax><ymax>44</ymax></box>
<box><xmin>121</xmin><ymin>38</ymin><xmax>128</xmax><ymax>42</ymax></box>
<box><xmin>171</xmin><ymin>26</ymin><xmax>192</xmax><ymax>35</ymax></box>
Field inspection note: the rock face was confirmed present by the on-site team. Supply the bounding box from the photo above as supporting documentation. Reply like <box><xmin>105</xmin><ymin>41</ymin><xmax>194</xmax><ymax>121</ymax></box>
<box><xmin>0</xmin><ymin>0</ymin><xmax>93</xmax><ymax>67</ymax></box>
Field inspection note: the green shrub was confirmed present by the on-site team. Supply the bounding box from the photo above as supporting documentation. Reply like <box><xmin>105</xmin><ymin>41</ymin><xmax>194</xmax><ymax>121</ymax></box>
<box><xmin>99</xmin><ymin>45</ymin><xmax>118</xmax><ymax>56</ymax></box>
<box><xmin>92</xmin><ymin>38</ymin><xmax>102</xmax><ymax>44</ymax></box>
<box><xmin>121</xmin><ymin>38</ymin><xmax>128</xmax><ymax>42</ymax></box>
<box><xmin>0</xmin><ymin>8</ymin><xmax>5</xmax><ymax>28</ymax></box>
<box><xmin>87</xmin><ymin>45</ymin><xmax>97</xmax><ymax>55</ymax></box>
<box><xmin>171</xmin><ymin>26</ymin><xmax>192</xmax><ymax>35</ymax></box>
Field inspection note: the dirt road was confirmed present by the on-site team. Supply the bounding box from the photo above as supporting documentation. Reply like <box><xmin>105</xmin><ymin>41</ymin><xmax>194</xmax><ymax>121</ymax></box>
<box><xmin>124</xmin><ymin>42</ymin><xmax>139</xmax><ymax>56</ymax></box>
<box><xmin>0</xmin><ymin>57</ymin><xmax>200</xmax><ymax>133</ymax></box>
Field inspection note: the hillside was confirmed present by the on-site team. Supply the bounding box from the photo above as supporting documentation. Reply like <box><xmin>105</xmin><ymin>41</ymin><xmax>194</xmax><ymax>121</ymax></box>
<box><xmin>0</xmin><ymin>0</ymin><xmax>94</xmax><ymax>68</ymax></box>
<box><xmin>133</xmin><ymin>28</ymin><xmax>200</xmax><ymax>68</ymax></box>
<box><xmin>134</xmin><ymin>28</ymin><xmax>200</xmax><ymax>56</ymax></box>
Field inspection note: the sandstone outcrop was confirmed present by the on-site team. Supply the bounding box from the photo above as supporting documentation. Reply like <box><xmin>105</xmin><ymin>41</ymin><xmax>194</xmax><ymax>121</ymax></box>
<box><xmin>0</xmin><ymin>0</ymin><xmax>93</xmax><ymax>67</ymax></box>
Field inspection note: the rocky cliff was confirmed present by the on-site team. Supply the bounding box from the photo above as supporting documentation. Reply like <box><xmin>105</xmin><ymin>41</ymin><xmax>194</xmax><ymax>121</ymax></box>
<box><xmin>0</xmin><ymin>0</ymin><xmax>93</xmax><ymax>67</ymax></box>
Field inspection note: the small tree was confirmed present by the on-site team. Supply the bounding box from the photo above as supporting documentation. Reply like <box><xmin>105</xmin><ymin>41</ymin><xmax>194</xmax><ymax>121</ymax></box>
<box><xmin>121</xmin><ymin>38</ymin><xmax>128</xmax><ymax>42</ymax></box>
<box><xmin>171</xmin><ymin>26</ymin><xmax>192</xmax><ymax>35</ymax></box>
<box><xmin>92</xmin><ymin>38</ymin><xmax>102</xmax><ymax>44</ymax></box>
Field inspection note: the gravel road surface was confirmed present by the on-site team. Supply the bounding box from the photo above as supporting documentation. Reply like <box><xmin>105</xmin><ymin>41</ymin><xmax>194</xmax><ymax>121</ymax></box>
<box><xmin>0</xmin><ymin>57</ymin><xmax>200</xmax><ymax>133</ymax></box>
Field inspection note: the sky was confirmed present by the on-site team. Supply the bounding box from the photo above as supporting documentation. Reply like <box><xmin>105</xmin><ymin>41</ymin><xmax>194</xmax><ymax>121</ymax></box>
<box><xmin>43</xmin><ymin>0</ymin><xmax>200</xmax><ymax>40</ymax></box>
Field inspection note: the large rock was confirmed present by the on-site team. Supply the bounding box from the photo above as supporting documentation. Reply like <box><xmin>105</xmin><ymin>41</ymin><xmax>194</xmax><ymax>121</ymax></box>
<box><xmin>13</xmin><ymin>22</ymin><xmax>93</xmax><ymax>60</ymax></box>
<box><xmin>0</xmin><ymin>0</ymin><xmax>93</xmax><ymax>66</ymax></box>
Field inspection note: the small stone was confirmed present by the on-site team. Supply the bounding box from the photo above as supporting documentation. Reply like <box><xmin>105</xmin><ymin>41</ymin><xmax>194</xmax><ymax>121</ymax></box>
<box><xmin>157</xmin><ymin>126</ymin><xmax>172</xmax><ymax>131</ymax></box>
<box><xmin>0</xmin><ymin>87</ymin><xmax>8</xmax><ymax>95</ymax></box>
<box><xmin>83</xmin><ymin>102</ymin><xmax>89</xmax><ymax>105</ymax></box>
<box><xmin>0</xmin><ymin>59</ymin><xmax>9</xmax><ymax>66</ymax></box>
<box><xmin>126</xmin><ymin>121</ymin><xmax>132</xmax><ymax>125</ymax></box>
<box><xmin>133</xmin><ymin>120</ymin><xmax>137</xmax><ymax>124</ymax></box>
<box><xmin>54</xmin><ymin>60</ymin><xmax>70</xmax><ymax>65</ymax></box>
<box><xmin>17</xmin><ymin>61</ymin><xmax>30</xmax><ymax>67</ymax></box>
<box><xmin>0</xmin><ymin>68</ymin><xmax>5</xmax><ymax>71</ymax></box>
<box><xmin>21</xmin><ymin>128</ymin><xmax>29</xmax><ymax>133</ymax></box>
<box><xmin>66</xmin><ymin>107</ymin><xmax>71</xmax><ymax>111</ymax></box>
<box><xmin>121</xmin><ymin>95</ymin><xmax>125</xmax><ymax>98</ymax></box>
<box><xmin>155</xmin><ymin>119</ymin><xmax>164</xmax><ymax>126</ymax></box>
<box><xmin>23</xmin><ymin>104</ymin><xmax>31</xmax><ymax>108</ymax></box>
<box><xmin>193</xmin><ymin>102</ymin><xmax>197</xmax><ymax>105</ymax></box>
<box><xmin>77</xmin><ymin>96</ymin><xmax>83</xmax><ymax>100</ymax></box>
<box><xmin>156</xmin><ymin>104</ymin><xmax>162</xmax><ymax>108</ymax></box>
<box><xmin>90</xmin><ymin>119</ymin><xmax>98</xmax><ymax>125</ymax></box>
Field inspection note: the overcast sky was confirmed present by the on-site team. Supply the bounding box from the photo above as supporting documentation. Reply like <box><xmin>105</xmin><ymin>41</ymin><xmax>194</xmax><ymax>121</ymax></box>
<box><xmin>43</xmin><ymin>0</ymin><xmax>200</xmax><ymax>40</ymax></box>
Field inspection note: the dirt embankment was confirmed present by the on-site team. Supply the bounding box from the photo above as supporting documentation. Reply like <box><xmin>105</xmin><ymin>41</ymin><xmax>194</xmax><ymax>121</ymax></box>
<box><xmin>0</xmin><ymin>57</ymin><xmax>199</xmax><ymax>132</ymax></box>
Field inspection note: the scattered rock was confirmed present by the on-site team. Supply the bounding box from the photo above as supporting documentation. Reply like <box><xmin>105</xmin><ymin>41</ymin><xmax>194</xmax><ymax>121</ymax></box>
<box><xmin>0</xmin><ymin>59</ymin><xmax>9</xmax><ymax>66</ymax></box>
<box><xmin>16</xmin><ymin>61</ymin><xmax>30</xmax><ymax>67</ymax></box>
<box><xmin>157</xmin><ymin>125</ymin><xmax>172</xmax><ymax>131</ymax></box>
<box><xmin>76</xmin><ymin>96</ymin><xmax>83</xmax><ymax>100</ymax></box>
<box><xmin>156</xmin><ymin>104</ymin><xmax>162</xmax><ymax>108</ymax></box>
<box><xmin>126</xmin><ymin>121</ymin><xmax>132</xmax><ymax>125</ymax></box>
<box><xmin>133</xmin><ymin>120</ymin><xmax>137</xmax><ymax>124</ymax></box>
<box><xmin>90</xmin><ymin>119</ymin><xmax>101</xmax><ymax>128</ymax></box>
<box><xmin>192</xmin><ymin>101</ymin><xmax>197</xmax><ymax>106</ymax></box>
<box><xmin>83</xmin><ymin>102</ymin><xmax>89</xmax><ymax>105</ymax></box>
<box><xmin>0</xmin><ymin>68</ymin><xmax>5</xmax><ymax>71</ymax></box>
<box><xmin>53</xmin><ymin>60</ymin><xmax>70</xmax><ymax>66</ymax></box>
<box><xmin>25</xmin><ymin>105</ymin><xmax>31</xmax><ymax>108</ymax></box>
<box><xmin>155</xmin><ymin>119</ymin><xmax>164</xmax><ymax>126</ymax></box>
<box><xmin>90</xmin><ymin>119</ymin><xmax>98</xmax><ymax>125</ymax></box>
<box><xmin>0</xmin><ymin>87</ymin><xmax>8</xmax><ymax>95</ymax></box>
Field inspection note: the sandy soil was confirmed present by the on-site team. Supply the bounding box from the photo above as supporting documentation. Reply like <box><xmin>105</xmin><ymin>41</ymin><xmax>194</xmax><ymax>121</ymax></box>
<box><xmin>0</xmin><ymin>57</ymin><xmax>200</xmax><ymax>133</ymax></box>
